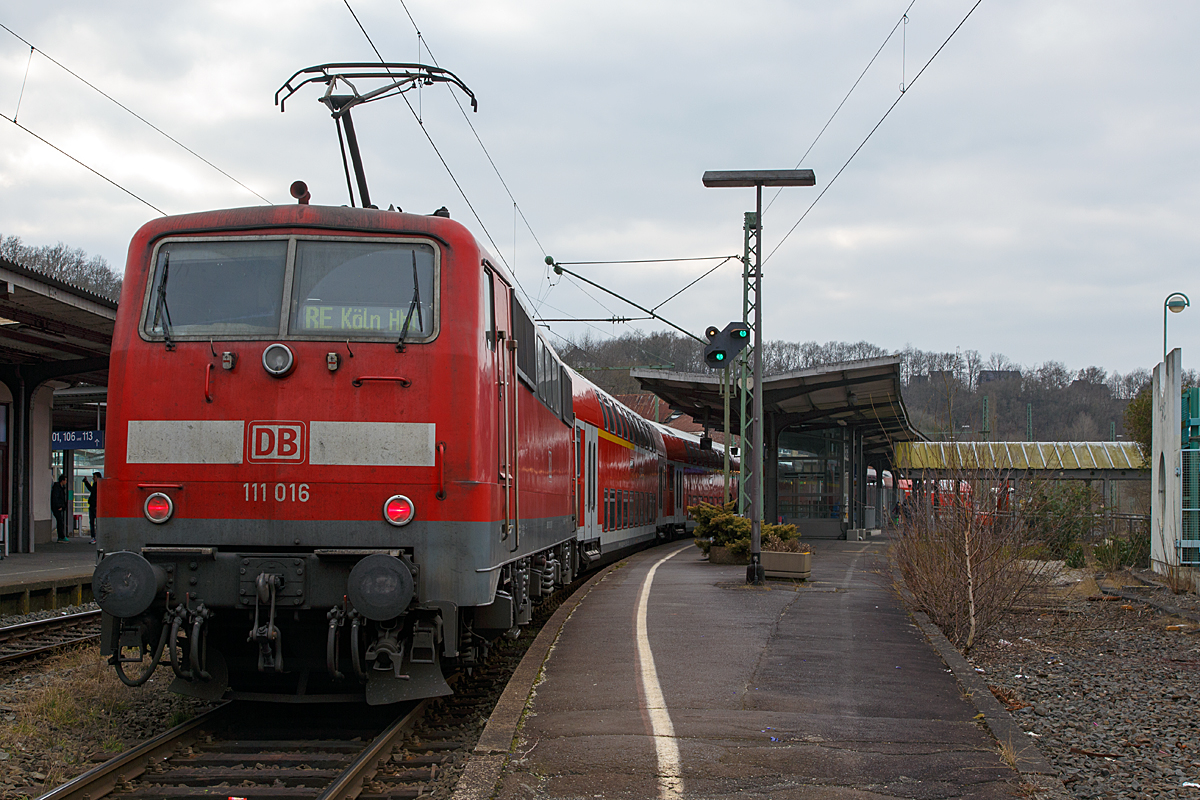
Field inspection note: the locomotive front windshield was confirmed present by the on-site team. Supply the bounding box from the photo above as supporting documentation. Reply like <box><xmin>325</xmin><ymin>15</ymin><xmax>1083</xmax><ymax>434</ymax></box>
<box><xmin>289</xmin><ymin>241</ymin><xmax>435</xmax><ymax>337</ymax></box>
<box><xmin>142</xmin><ymin>237</ymin><xmax>437</xmax><ymax>341</ymax></box>
<box><xmin>146</xmin><ymin>240</ymin><xmax>289</xmax><ymax>336</ymax></box>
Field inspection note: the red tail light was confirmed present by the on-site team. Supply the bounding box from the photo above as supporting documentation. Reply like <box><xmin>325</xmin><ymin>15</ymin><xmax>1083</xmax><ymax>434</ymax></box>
<box><xmin>144</xmin><ymin>493</ymin><xmax>174</xmax><ymax>524</ymax></box>
<box><xmin>383</xmin><ymin>495</ymin><xmax>415</xmax><ymax>526</ymax></box>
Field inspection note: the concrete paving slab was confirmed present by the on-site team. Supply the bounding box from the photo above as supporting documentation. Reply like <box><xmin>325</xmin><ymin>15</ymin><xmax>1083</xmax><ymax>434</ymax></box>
<box><xmin>477</xmin><ymin>537</ymin><xmax>1046</xmax><ymax>799</ymax></box>
<box><xmin>0</xmin><ymin>537</ymin><xmax>95</xmax><ymax>586</ymax></box>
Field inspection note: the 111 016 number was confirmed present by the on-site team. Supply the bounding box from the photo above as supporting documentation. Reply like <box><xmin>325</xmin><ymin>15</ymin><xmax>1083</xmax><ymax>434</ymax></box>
<box><xmin>244</xmin><ymin>483</ymin><xmax>310</xmax><ymax>502</ymax></box>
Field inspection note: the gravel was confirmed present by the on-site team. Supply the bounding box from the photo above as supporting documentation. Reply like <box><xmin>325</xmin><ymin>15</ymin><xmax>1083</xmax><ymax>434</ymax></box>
<box><xmin>0</xmin><ymin>605</ymin><xmax>216</xmax><ymax>799</ymax></box>
<box><xmin>0</xmin><ymin>602</ymin><xmax>99</xmax><ymax>627</ymax></box>
<box><xmin>972</xmin><ymin>568</ymin><xmax>1200</xmax><ymax>799</ymax></box>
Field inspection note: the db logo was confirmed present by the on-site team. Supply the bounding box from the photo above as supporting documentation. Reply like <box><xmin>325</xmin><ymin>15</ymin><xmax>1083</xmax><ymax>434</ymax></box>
<box><xmin>247</xmin><ymin>421</ymin><xmax>306</xmax><ymax>463</ymax></box>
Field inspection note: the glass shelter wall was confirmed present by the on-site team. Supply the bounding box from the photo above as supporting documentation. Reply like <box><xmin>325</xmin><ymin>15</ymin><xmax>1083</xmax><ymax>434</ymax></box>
<box><xmin>777</xmin><ymin>429</ymin><xmax>844</xmax><ymax>523</ymax></box>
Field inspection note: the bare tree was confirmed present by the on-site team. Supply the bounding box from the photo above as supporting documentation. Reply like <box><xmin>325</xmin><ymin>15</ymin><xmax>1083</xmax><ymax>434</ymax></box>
<box><xmin>0</xmin><ymin>235</ymin><xmax>121</xmax><ymax>300</ymax></box>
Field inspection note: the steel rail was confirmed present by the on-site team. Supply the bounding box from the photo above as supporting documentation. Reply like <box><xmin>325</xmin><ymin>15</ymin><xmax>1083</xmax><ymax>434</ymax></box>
<box><xmin>36</xmin><ymin>703</ymin><xmax>232</xmax><ymax>800</ymax></box>
<box><xmin>0</xmin><ymin>609</ymin><xmax>102</xmax><ymax>663</ymax></box>
<box><xmin>317</xmin><ymin>699</ymin><xmax>430</xmax><ymax>800</ymax></box>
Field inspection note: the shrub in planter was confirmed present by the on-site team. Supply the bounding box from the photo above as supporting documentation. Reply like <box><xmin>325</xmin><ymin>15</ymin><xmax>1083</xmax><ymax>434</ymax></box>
<box><xmin>762</xmin><ymin>530</ymin><xmax>807</xmax><ymax>553</ymax></box>
<box><xmin>690</xmin><ymin>501</ymin><xmax>803</xmax><ymax>558</ymax></box>
<box><xmin>690</xmin><ymin>501</ymin><xmax>749</xmax><ymax>556</ymax></box>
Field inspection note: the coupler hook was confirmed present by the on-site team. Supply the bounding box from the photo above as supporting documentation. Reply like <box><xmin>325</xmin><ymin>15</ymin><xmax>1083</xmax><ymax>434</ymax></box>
<box><xmin>326</xmin><ymin>605</ymin><xmax>347</xmax><ymax>680</ymax></box>
<box><xmin>250</xmin><ymin>572</ymin><xmax>284</xmax><ymax>672</ymax></box>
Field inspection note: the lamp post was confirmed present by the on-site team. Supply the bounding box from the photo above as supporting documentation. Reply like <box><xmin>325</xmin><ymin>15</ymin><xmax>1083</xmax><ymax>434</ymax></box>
<box><xmin>703</xmin><ymin>169</ymin><xmax>816</xmax><ymax>585</ymax></box>
<box><xmin>1165</xmin><ymin>292</ymin><xmax>1190</xmax><ymax>362</ymax></box>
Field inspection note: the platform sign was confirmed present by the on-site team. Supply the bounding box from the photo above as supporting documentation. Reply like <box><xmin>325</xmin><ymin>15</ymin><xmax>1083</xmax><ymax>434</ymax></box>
<box><xmin>52</xmin><ymin>430</ymin><xmax>105</xmax><ymax>450</ymax></box>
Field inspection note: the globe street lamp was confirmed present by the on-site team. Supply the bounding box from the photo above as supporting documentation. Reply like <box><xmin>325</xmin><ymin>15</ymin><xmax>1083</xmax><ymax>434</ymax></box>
<box><xmin>1165</xmin><ymin>292</ymin><xmax>1190</xmax><ymax>362</ymax></box>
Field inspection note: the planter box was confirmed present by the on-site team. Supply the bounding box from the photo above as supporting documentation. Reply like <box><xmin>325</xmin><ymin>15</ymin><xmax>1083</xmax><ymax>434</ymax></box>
<box><xmin>708</xmin><ymin>545</ymin><xmax>748</xmax><ymax>565</ymax></box>
<box><xmin>762</xmin><ymin>550</ymin><xmax>811</xmax><ymax>580</ymax></box>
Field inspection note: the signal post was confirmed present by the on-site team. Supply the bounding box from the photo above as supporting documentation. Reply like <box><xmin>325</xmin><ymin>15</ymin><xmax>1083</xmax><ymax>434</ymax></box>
<box><xmin>703</xmin><ymin>169</ymin><xmax>816</xmax><ymax>585</ymax></box>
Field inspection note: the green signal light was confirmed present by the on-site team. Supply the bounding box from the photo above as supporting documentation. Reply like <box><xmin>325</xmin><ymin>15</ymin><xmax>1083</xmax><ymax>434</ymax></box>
<box><xmin>714</xmin><ymin>352</ymin><xmax>726</xmax><ymax>361</ymax></box>
<box><xmin>734</xmin><ymin>329</ymin><xmax>748</xmax><ymax>339</ymax></box>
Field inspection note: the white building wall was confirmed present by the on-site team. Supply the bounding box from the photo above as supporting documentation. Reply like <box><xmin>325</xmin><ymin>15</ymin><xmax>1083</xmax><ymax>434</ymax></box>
<box><xmin>32</xmin><ymin>384</ymin><xmax>55</xmax><ymax>545</ymax></box>
<box><xmin>1151</xmin><ymin>349</ymin><xmax>1183</xmax><ymax>572</ymax></box>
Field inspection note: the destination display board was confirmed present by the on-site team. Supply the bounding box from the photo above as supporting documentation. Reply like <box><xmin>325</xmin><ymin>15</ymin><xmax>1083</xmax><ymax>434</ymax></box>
<box><xmin>297</xmin><ymin>304</ymin><xmax>420</xmax><ymax>333</ymax></box>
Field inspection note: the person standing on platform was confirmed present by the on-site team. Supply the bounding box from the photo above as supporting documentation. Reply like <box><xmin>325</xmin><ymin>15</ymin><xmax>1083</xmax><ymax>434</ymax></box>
<box><xmin>83</xmin><ymin>472</ymin><xmax>101</xmax><ymax>544</ymax></box>
<box><xmin>51</xmin><ymin>474</ymin><xmax>68</xmax><ymax>542</ymax></box>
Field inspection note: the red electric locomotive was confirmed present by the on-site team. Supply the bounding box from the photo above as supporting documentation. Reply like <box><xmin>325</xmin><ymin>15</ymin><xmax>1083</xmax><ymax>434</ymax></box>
<box><xmin>92</xmin><ymin>198</ymin><xmax>732</xmax><ymax>704</ymax></box>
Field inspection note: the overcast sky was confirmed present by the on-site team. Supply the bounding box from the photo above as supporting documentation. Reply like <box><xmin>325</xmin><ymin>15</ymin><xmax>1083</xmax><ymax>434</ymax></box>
<box><xmin>1</xmin><ymin>1</ymin><xmax>1196</xmax><ymax>376</ymax></box>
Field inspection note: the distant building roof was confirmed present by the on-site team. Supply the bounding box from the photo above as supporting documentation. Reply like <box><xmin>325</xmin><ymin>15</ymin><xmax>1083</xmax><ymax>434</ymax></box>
<box><xmin>894</xmin><ymin>441</ymin><xmax>1145</xmax><ymax>474</ymax></box>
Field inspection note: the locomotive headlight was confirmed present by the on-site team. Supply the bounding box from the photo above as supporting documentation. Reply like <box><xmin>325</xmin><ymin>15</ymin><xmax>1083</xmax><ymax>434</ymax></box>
<box><xmin>262</xmin><ymin>343</ymin><xmax>295</xmax><ymax>377</ymax></box>
<box><xmin>383</xmin><ymin>495</ymin><xmax>415</xmax><ymax>526</ymax></box>
<box><xmin>144</xmin><ymin>492</ymin><xmax>174</xmax><ymax>524</ymax></box>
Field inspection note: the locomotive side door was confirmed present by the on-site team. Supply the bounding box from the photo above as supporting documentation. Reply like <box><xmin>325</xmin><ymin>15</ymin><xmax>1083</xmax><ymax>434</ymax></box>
<box><xmin>486</xmin><ymin>266</ymin><xmax>517</xmax><ymax>546</ymax></box>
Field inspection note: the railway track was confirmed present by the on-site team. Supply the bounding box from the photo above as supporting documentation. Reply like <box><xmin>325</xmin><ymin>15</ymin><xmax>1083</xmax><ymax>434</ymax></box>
<box><xmin>39</xmin><ymin>699</ymin><xmax>436</xmax><ymax>800</ymax></box>
<box><xmin>0</xmin><ymin>609</ymin><xmax>102</xmax><ymax>663</ymax></box>
<box><xmin>35</xmin><ymin>573</ymin><xmax>588</xmax><ymax>800</ymax></box>
<box><xmin>37</xmin><ymin>659</ymin><xmax>528</xmax><ymax>800</ymax></box>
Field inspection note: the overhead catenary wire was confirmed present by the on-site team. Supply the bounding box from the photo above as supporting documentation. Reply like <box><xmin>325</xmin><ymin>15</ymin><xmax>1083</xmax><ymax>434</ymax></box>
<box><xmin>341</xmin><ymin>0</ymin><xmax>538</xmax><ymax>311</ymax></box>
<box><xmin>542</xmin><ymin>253</ymin><xmax>738</xmax><ymax>317</ymax></box>
<box><xmin>537</xmin><ymin>309</ymin><xmax>679</xmax><ymax>371</ymax></box>
<box><xmin>651</xmin><ymin>256</ymin><xmax>738</xmax><ymax>312</ymax></box>
<box><xmin>554</xmin><ymin>255</ymin><xmax>736</xmax><ymax>266</ymax></box>
<box><xmin>0</xmin><ymin>22</ymin><xmax>271</xmax><ymax>205</ymax></box>
<box><xmin>765</xmin><ymin>0</ymin><xmax>986</xmax><ymax>265</ymax></box>
<box><xmin>13</xmin><ymin>45</ymin><xmax>32</xmax><ymax>121</ymax></box>
<box><xmin>764</xmin><ymin>0</ymin><xmax>917</xmax><ymax>214</ymax></box>
<box><xmin>393</xmin><ymin>0</ymin><xmax>553</xmax><ymax>309</ymax></box>
<box><xmin>0</xmin><ymin>112</ymin><xmax>166</xmax><ymax>216</ymax></box>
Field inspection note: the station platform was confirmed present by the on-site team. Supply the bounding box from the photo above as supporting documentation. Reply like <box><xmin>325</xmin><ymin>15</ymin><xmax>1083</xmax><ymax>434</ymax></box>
<box><xmin>0</xmin><ymin>537</ymin><xmax>96</xmax><ymax>615</ymax></box>
<box><xmin>457</xmin><ymin>537</ymin><xmax>1064</xmax><ymax>800</ymax></box>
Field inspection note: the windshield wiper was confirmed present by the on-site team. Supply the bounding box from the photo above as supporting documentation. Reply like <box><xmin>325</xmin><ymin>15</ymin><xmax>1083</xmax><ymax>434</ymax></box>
<box><xmin>397</xmin><ymin>250</ymin><xmax>424</xmax><ymax>352</ymax></box>
<box><xmin>151</xmin><ymin>251</ymin><xmax>175</xmax><ymax>350</ymax></box>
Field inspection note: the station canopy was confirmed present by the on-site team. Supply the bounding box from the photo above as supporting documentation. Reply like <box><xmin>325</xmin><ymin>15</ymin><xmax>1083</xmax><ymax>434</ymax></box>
<box><xmin>0</xmin><ymin>255</ymin><xmax>116</xmax><ymax>426</ymax></box>
<box><xmin>631</xmin><ymin>354</ymin><xmax>923</xmax><ymax>458</ymax></box>
<box><xmin>0</xmin><ymin>256</ymin><xmax>115</xmax><ymax>377</ymax></box>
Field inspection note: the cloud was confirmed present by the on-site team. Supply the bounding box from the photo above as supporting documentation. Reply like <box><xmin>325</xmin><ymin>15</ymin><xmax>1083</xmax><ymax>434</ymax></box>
<box><xmin>0</xmin><ymin>0</ymin><xmax>1197</xmax><ymax>373</ymax></box>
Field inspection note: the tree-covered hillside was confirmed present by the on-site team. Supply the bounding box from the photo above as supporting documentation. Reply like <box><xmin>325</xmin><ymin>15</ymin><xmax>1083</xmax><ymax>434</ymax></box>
<box><xmin>557</xmin><ymin>330</ymin><xmax>1168</xmax><ymax>443</ymax></box>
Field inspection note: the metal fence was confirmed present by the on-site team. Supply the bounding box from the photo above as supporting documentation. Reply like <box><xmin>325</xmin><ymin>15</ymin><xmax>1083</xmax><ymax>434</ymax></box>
<box><xmin>1180</xmin><ymin>448</ymin><xmax>1200</xmax><ymax>565</ymax></box>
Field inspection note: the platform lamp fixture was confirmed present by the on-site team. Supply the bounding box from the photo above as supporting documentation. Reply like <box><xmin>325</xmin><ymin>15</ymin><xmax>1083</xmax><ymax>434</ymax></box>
<box><xmin>1166</xmin><ymin>292</ymin><xmax>1190</xmax><ymax>362</ymax></box>
<box><xmin>702</xmin><ymin>169</ymin><xmax>816</xmax><ymax>585</ymax></box>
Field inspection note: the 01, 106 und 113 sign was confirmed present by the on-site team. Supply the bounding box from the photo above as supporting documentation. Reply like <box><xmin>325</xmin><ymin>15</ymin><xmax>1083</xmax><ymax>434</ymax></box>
<box><xmin>52</xmin><ymin>430</ymin><xmax>105</xmax><ymax>450</ymax></box>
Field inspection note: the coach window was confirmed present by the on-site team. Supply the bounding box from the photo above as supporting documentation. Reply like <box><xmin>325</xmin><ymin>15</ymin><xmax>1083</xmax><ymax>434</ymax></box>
<box><xmin>549</xmin><ymin>356</ymin><xmax>561</xmax><ymax>415</ymax></box>
<box><xmin>289</xmin><ymin>240</ymin><xmax>436</xmax><ymax>339</ymax></box>
<box><xmin>484</xmin><ymin>269</ymin><xmax>496</xmax><ymax>350</ymax></box>
<box><xmin>540</xmin><ymin>340</ymin><xmax>549</xmax><ymax>400</ymax></box>
<box><xmin>145</xmin><ymin>240</ymin><xmax>288</xmax><ymax>338</ymax></box>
